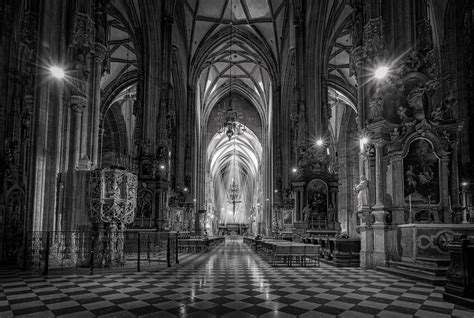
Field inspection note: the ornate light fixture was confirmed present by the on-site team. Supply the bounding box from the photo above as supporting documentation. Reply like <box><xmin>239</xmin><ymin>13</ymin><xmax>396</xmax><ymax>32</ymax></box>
<box><xmin>217</xmin><ymin>0</ymin><xmax>246</xmax><ymax>141</ymax></box>
<box><xmin>227</xmin><ymin>138</ymin><xmax>241</xmax><ymax>216</ymax></box>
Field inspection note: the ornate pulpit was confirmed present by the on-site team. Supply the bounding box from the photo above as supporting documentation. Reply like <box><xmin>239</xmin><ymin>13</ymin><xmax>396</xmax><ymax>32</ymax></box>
<box><xmin>87</xmin><ymin>168</ymin><xmax>138</xmax><ymax>267</ymax></box>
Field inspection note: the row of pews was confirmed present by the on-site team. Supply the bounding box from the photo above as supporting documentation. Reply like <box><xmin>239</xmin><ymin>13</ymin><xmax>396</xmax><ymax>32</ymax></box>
<box><xmin>178</xmin><ymin>234</ymin><xmax>225</xmax><ymax>253</ymax></box>
<box><xmin>244</xmin><ymin>237</ymin><xmax>320</xmax><ymax>267</ymax></box>
<box><xmin>302</xmin><ymin>235</ymin><xmax>360</xmax><ymax>267</ymax></box>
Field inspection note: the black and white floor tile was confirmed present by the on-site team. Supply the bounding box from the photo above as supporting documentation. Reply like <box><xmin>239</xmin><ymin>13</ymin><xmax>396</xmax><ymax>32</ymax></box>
<box><xmin>1</xmin><ymin>239</ymin><xmax>473</xmax><ymax>317</ymax></box>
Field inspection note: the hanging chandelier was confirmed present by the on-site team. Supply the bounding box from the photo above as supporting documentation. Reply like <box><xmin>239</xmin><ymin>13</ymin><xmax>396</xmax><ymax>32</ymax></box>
<box><xmin>227</xmin><ymin>136</ymin><xmax>241</xmax><ymax>213</ymax></box>
<box><xmin>218</xmin><ymin>0</ymin><xmax>246</xmax><ymax>141</ymax></box>
<box><xmin>228</xmin><ymin>178</ymin><xmax>240</xmax><ymax>202</ymax></box>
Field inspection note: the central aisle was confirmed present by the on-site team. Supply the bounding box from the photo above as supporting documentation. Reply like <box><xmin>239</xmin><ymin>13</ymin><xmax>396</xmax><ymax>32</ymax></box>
<box><xmin>1</xmin><ymin>238</ymin><xmax>472</xmax><ymax>317</ymax></box>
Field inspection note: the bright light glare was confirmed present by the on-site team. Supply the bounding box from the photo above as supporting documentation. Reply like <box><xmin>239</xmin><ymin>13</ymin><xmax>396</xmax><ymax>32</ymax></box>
<box><xmin>50</xmin><ymin>66</ymin><xmax>65</xmax><ymax>79</ymax></box>
<box><xmin>159</xmin><ymin>164</ymin><xmax>165</xmax><ymax>170</ymax></box>
<box><xmin>360</xmin><ymin>137</ymin><xmax>369</xmax><ymax>152</ymax></box>
<box><xmin>316</xmin><ymin>139</ymin><xmax>324</xmax><ymax>146</ymax></box>
<box><xmin>462</xmin><ymin>182</ymin><xmax>468</xmax><ymax>187</ymax></box>
<box><xmin>374</xmin><ymin>66</ymin><xmax>389</xmax><ymax>79</ymax></box>
<box><xmin>291</xmin><ymin>167</ymin><xmax>298</xmax><ymax>173</ymax></box>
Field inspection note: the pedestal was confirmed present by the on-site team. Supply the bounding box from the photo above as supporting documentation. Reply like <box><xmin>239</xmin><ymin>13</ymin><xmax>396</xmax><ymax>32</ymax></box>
<box><xmin>358</xmin><ymin>224</ymin><xmax>373</xmax><ymax>268</ymax></box>
<box><xmin>372</xmin><ymin>209</ymin><xmax>388</xmax><ymax>267</ymax></box>
<box><xmin>443</xmin><ymin>237</ymin><xmax>474</xmax><ymax>309</ymax></box>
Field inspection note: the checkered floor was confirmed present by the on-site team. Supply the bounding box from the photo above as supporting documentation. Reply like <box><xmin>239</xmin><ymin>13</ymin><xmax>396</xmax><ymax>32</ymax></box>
<box><xmin>1</xmin><ymin>239</ymin><xmax>473</xmax><ymax>317</ymax></box>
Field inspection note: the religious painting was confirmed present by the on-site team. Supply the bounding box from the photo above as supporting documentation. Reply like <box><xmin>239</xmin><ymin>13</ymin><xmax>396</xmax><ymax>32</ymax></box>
<box><xmin>140</xmin><ymin>161</ymin><xmax>153</xmax><ymax>178</ymax></box>
<box><xmin>306</xmin><ymin>179</ymin><xmax>328</xmax><ymax>214</ymax></box>
<box><xmin>136</xmin><ymin>189</ymin><xmax>152</xmax><ymax>218</ymax></box>
<box><xmin>282</xmin><ymin>208</ymin><xmax>293</xmax><ymax>225</ymax></box>
<box><xmin>403</xmin><ymin>139</ymin><xmax>439</xmax><ymax>203</ymax></box>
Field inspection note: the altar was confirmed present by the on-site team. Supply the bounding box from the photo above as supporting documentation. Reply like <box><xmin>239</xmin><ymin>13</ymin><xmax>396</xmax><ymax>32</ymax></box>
<box><xmin>217</xmin><ymin>223</ymin><xmax>249</xmax><ymax>235</ymax></box>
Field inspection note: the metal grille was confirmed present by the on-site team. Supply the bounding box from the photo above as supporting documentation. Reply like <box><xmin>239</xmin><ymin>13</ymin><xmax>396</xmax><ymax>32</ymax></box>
<box><xmin>26</xmin><ymin>230</ymin><xmax>178</xmax><ymax>274</ymax></box>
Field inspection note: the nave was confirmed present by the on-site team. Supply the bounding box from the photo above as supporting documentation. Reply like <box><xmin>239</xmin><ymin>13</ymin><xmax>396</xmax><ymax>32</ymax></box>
<box><xmin>1</xmin><ymin>239</ymin><xmax>473</xmax><ymax>318</ymax></box>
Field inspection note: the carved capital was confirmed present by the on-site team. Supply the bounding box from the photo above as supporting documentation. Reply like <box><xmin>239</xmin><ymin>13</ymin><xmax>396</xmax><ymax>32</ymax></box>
<box><xmin>372</xmin><ymin>209</ymin><xmax>388</xmax><ymax>225</ymax></box>
<box><xmin>70</xmin><ymin>95</ymin><xmax>87</xmax><ymax>113</ymax></box>
<box><xmin>94</xmin><ymin>43</ymin><xmax>107</xmax><ymax>62</ymax></box>
<box><xmin>373</xmin><ymin>138</ymin><xmax>385</xmax><ymax>149</ymax></box>
<box><xmin>350</xmin><ymin>46</ymin><xmax>365</xmax><ymax>67</ymax></box>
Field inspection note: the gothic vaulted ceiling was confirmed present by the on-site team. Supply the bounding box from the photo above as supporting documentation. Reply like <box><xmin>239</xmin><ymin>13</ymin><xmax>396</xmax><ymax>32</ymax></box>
<box><xmin>101</xmin><ymin>0</ymin><xmax>141</xmax><ymax>106</ymax></box>
<box><xmin>185</xmin><ymin>0</ymin><xmax>289</xmax><ymax>120</ymax></box>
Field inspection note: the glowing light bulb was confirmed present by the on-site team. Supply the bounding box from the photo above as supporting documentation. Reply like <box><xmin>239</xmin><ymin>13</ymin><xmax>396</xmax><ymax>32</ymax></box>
<box><xmin>50</xmin><ymin>66</ymin><xmax>65</xmax><ymax>79</ymax></box>
<box><xmin>374</xmin><ymin>66</ymin><xmax>389</xmax><ymax>79</ymax></box>
<box><xmin>291</xmin><ymin>167</ymin><xmax>297</xmax><ymax>173</ymax></box>
<box><xmin>316</xmin><ymin>139</ymin><xmax>324</xmax><ymax>146</ymax></box>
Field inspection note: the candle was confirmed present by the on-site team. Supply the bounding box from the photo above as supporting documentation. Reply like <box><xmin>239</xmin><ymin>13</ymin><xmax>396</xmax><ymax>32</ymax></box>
<box><xmin>449</xmin><ymin>195</ymin><xmax>452</xmax><ymax>211</ymax></box>
<box><xmin>409</xmin><ymin>194</ymin><xmax>412</xmax><ymax>211</ymax></box>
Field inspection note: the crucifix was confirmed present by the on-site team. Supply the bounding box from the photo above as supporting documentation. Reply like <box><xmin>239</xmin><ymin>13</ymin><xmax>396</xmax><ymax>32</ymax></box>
<box><xmin>228</xmin><ymin>178</ymin><xmax>241</xmax><ymax>222</ymax></box>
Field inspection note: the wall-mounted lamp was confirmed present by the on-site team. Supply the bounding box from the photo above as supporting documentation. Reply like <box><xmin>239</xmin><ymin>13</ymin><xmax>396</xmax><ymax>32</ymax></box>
<box><xmin>50</xmin><ymin>66</ymin><xmax>65</xmax><ymax>79</ymax></box>
<box><xmin>374</xmin><ymin>66</ymin><xmax>389</xmax><ymax>79</ymax></box>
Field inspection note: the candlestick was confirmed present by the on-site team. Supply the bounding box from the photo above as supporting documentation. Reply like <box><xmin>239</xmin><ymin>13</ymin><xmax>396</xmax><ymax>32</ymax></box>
<box><xmin>449</xmin><ymin>195</ymin><xmax>452</xmax><ymax>211</ymax></box>
<box><xmin>409</xmin><ymin>194</ymin><xmax>412</xmax><ymax>212</ymax></box>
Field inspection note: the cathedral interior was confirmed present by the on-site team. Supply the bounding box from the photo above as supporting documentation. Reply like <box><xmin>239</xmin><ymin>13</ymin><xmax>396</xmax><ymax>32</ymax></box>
<box><xmin>1</xmin><ymin>0</ymin><xmax>474</xmax><ymax>316</ymax></box>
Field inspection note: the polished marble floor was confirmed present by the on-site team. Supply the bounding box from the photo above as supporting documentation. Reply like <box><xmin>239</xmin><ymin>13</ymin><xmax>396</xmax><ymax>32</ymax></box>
<box><xmin>1</xmin><ymin>238</ymin><xmax>473</xmax><ymax>317</ymax></box>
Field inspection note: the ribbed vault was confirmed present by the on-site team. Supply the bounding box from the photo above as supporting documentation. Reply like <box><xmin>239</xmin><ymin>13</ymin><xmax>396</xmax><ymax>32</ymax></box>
<box><xmin>207</xmin><ymin>127</ymin><xmax>262</xmax><ymax>224</ymax></box>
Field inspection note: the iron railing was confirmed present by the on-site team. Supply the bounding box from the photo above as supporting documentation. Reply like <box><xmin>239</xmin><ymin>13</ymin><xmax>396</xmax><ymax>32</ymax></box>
<box><xmin>26</xmin><ymin>230</ymin><xmax>179</xmax><ymax>275</ymax></box>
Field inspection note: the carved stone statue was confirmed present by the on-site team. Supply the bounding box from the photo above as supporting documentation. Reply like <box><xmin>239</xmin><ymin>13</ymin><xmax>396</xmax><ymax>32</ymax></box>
<box><xmin>407</xmin><ymin>85</ymin><xmax>426</xmax><ymax>120</ymax></box>
<box><xmin>354</xmin><ymin>175</ymin><xmax>369</xmax><ymax>211</ymax></box>
<box><xmin>303</xmin><ymin>204</ymin><xmax>310</xmax><ymax>222</ymax></box>
<box><xmin>327</xmin><ymin>204</ymin><xmax>335</xmax><ymax>222</ymax></box>
<box><xmin>368</xmin><ymin>88</ymin><xmax>384</xmax><ymax>120</ymax></box>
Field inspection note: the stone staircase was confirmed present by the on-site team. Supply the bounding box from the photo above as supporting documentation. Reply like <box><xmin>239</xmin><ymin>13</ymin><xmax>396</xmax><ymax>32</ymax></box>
<box><xmin>376</xmin><ymin>257</ymin><xmax>450</xmax><ymax>286</ymax></box>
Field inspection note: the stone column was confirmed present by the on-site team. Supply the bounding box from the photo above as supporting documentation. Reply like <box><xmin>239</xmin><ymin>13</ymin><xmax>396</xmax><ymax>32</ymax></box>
<box><xmin>450</xmin><ymin>142</ymin><xmax>460</xmax><ymax>207</ymax></box>
<box><xmin>372</xmin><ymin>140</ymin><xmax>385</xmax><ymax>212</ymax></box>
<box><xmin>390</xmin><ymin>155</ymin><xmax>406</xmax><ymax>224</ymax></box>
<box><xmin>292</xmin><ymin>182</ymin><xmax>305</xmax><ymax>221</ymax></box>
<box><xmin>461</xmin><ymin>186</ymin><xmax>469</xmax><ymax>224</ymax></box>
<box><xmin>372</xmin><ymin>139</ymin><xmax>388</xmax><ymax>267</ymax></box>
<box><xmin>358</xmin><ymin>207</ymin><xmax>373</xmax><ymax>268</ymax></box>
<box><xmin>98</xmin><ymin>126</ymin><xmax>104</xmax><ymax>168</ymax></box>
<box><xmin>156</xmin><ymin>185</ymin><xmax>166</xmax><ymax>229</ymax></box>
<box><xmin>69</xmin><ymin>96</ymin><xmax>86</xmax><ymax>169</ymax></box>
<box><xmin>351</xmin><ymin>47</ymin><xmax>366</xmax><ymax>130</ymax></box>
<box><xmin>91</xmin><ymin>44</ymin><xmax>106</xmax><ymax>167</ymax></box>
<box><xmin>329</xmin><ymin>183</ymin><xmax>339</xmax><ymax>227</ymax></box>
<box><xmin>440</xmin><ymin>155</ymin><xmax>450</xmax><ymax>223</ymax></box>
<box><xmin>361</xmin><ymin>150</ymin><xmax>376</xmax><ymax>207</ymax></box>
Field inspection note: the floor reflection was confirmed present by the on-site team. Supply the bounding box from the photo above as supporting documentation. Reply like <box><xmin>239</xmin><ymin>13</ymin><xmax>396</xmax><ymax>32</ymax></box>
<box><xmin>1</xmin><ymin>237</ymin><xmax>472</xmax><ymax>317</ymax></box>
